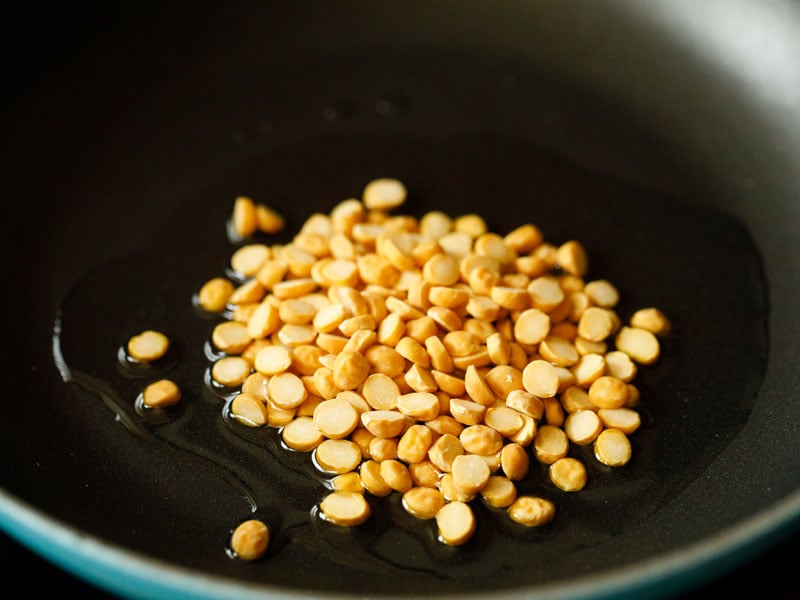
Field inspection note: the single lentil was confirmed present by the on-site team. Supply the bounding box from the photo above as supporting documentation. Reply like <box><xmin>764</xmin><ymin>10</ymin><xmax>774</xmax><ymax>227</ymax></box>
<box><xmin>230</xmin><ymin>519</ymin><xmax>270</xmax><ymax>560</ymax></box>
<box><xmin>142</xmin><ymin>379</ymin><xmax>181</xmax><ymax>408</ymax></box>
<box><xmin>127</xmin><ymin>330</ymin><xmax>170</xmax><ymax>363</ymax></box>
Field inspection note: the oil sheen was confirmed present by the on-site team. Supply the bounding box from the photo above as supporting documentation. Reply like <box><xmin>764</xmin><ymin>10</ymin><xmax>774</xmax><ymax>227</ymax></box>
<box><xmin>51</xmin><ymin>133</ymin><xmax>768</xmax><ymax>594</ymax></box>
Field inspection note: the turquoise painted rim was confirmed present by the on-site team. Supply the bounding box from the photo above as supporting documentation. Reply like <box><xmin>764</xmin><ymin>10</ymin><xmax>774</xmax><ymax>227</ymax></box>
<box><xmin>2</xmin><ymin>487</ymin><xmax>799</xmax><ymax>600</ymax></box>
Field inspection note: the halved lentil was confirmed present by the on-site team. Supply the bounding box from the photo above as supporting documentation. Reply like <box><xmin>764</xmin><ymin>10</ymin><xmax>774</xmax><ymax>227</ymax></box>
<box><xmin>500</xmin><ymin>442</ymin><xmax>530</xmax><ymax>481</ymax></box>
<box><xmin>594</xmin><ymin>428</ymin><xmax>633</xmax><ymax>466</ymax></box>
<box><xmin>231</xmin><ymin>244</ymin><xmax>271</xmax><ymax>277</ymax></box>
<box><xmin>313</xmin><ymin>398</ymin><xmax>360</xmax><ymax>439</ymax></box>
<box><xmin>331</xmin><ymin>472</ymin><xmax>364</xmax><ymax>494</ymax></box>
<box><xmin>360</xmin><ymin>410</ymin><xmax>407</xmax><ymax>438</ymax></box>
<box><xmin>380</xmin><ymin>459</ymin><xmax>413</xmax><ymax>493</ymax></box>
<box><xmin>402</xmin><ymin>486</ymin><xmax>445</xmax><ymax>519</ymax></box>
<box><xmin>615</xmin><ymin>325</ymin><xmax>661</xmax><ymax>365</ymax></box>
<box><xmin>315</xmin><ymin>439</ymin><xmax>363</xmax><ymax>474</ymax></box>
<box><xmin>319</xmin><ymin>491</ymin><xmax>371</xmax><ymax>526</ymax></box>
<box><xmin>507</xmin><ymin>496</ymin><xmax>556</xmax><ymax>527</ymax></box>
<box><xmin>197</xmin><ymin>278</ymin><xmax>235</xmax><ymax>313</ymax></box>
<box><xmin>574</xmin><ymin>336</ymin><xmax>608</xmax><ymax>356</ymax></box>
<box><xmin>211</xmin><ymin>321</ymin><xmax>252</xmax><ymax>354</ymax></box>
<box><xmin>451</xmin><ymin>453</ymin><xmax>491</xmax><ymax>496</ymax></box>
<box><xmin>588</xmin><ymin>375</ymin><xmax>630</xmax><ymax>409</ymax></box>
<box><xmin>254</xmin><ymin>203</ymin><xmax>285</xmax><ymax>234</ymax></box>
<box><xmin>363</xmin><ymin>177</ymin><xmax>407</xmax><ymax>211</ymax></box>
<box><xmin>597</xmin><ymin>407</ymin><xmax>642</xmax><ymax>434</ymax></box>
<box><xmin>629</xmin><ymin>307</ymin><xmax>672</xmax><ymax>336</ymax></box>
<box><xmin>435</xmin><ymin>501</ymin><xmax>476</xmax><ymax>546</ymax></box>
<box><xmin>360</xmin><ymin>460</ymin><xmax>393</xmax><ymax>496</ymax></box>
<box><xmin>231</xmin><ymin>196</ymin><xmax>258</xmax><ymax>239</ymax></box>
<box><xmin>142</xmin><ymin>379</ymin><xmax>181</xmax><ymax>408</ymax></box>
<box><xmin>564</xmin><ymin>410</ymin><xmax>604</xmax><ymax>445</ymax></box>
<box><xmin>127</xmin><ymin>330</ymin><xmax>170</xmax><ymax>363</ymax></box>
<box><xmin>369</xmin><ymin>436</ymin><xmax>399</xmax><ymax>462</ymax></box>
<box><xmin>230</xmin><ymin>519</ymin><xmax>270</xmax><ymax>560</ymax></box>
<box><xmin>229</xmin><ymin>392</ymin><xmax>268</xmax><ymax>426</ymax></box>
<box><xmin>533</xmin><ymin>425</ymin><xmax>569</xmax><ymax>464</ymax></box>
<box><xmin>522</xmin><ymin>360</ymin><xmax>559</xmax><ymax>398</ymax></box>
<box><xmin>549</xmin><ymin>457</ymin><xmax>588</xmax><ymax>492</ymax></box>
<box><xmin>281</xmin><ymin>416</ymin><xmax>325</xmax><ymax>451</ymax></box>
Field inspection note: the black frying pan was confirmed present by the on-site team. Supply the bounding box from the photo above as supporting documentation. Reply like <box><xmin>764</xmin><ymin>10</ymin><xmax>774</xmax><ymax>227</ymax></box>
<box><xmin>2</xmin><ymin>2</ymin><xmax>799</xmax><ymax>598</ymax></box>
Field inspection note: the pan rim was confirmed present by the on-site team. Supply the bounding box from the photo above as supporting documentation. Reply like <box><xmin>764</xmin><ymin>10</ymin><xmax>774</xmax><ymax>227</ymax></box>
<box><xmin>2</xmin><ymin>487</ymin><xmax>799</xmax><ymax>599</ymax></box>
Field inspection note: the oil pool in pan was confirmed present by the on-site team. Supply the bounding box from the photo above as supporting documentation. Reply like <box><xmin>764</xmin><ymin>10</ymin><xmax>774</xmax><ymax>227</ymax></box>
<box><xmin>51</xmin><ymin>134</ymin><xmax>767</xmax><ymax>595</ymax></box>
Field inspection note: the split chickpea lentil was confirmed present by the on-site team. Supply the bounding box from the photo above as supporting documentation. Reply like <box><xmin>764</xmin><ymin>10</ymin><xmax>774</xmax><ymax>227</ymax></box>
<box><xmin>140</xmin><ymin>177</ymin><xmax>671</xmax><ymax>556</ymax></box>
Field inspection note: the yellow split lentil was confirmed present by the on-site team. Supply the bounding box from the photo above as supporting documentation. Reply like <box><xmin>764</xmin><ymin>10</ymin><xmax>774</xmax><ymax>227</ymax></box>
<box><xmin>230</xmin><ymin>519</ymin><xmax>270</xmax><ymax>560</ymax></box>
<box><xmin>127</xmin><ymin>330</ymin><xmax>170</xmax><ymax>363</ymax></box>
<box><xmin>179</xmin><ymin>177</ymin><xmax>672</xmax><ymax>555</ymax></box>
<box><xmin>141</xmin><ymin>378</ymin><xmax>181</xmax><ymax>409</ymax></box>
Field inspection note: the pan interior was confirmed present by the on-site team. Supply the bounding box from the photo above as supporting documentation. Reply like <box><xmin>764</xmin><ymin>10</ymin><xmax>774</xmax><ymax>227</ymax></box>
<box><xmin>5</xmin><ymin>3</ymin><xmax>789</xmax><ymax>598</ymax></box>
<box><xmin>51</xmin><ymin>71</ymin><xmax>766</xmax><ymax>599</ymax></box>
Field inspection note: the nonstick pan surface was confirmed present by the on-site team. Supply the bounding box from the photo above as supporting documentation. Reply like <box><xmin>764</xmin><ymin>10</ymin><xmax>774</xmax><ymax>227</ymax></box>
<box><xmin>2</xmin><ymin>2</ymin><xmax>799</xmax><ymax>599</ymax></box>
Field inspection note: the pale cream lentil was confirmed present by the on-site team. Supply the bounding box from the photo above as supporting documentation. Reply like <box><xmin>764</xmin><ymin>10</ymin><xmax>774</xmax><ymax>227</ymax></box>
<box><xmin>127</xmin><ymin>330</ymin><xmax>170</xmax><ymax>363</ymax></box>
<box><xmin>229</xmin><ymin>393</ymin><xmax>268</xmax><ymax>427</ymax></box>
<box><xmin>319</xmin><ymin>491</ymin><xmax>371</xmax><ymax>526</ymax></box>
<box><xmin>594</xmin><ymin>428</ymin><xmax>633</xmax><ymax>466</ymax></box>
<box><xmin>211</xmin><ymin>356</ymin><xmax>251</xmax><ymax>388</ymax></box>
<box><xmin>615</xmin><ymin>326</ymin><xmax>661</xmax><ymax>365</ymax></box>
<box><xmin>480</xmin><ymin>475</ymin><xmax>518</xmax><ymax>508</ymax></box>
<box><xmin>197</xmin><ymin>277</ymin><xmax>235</xmax><ymax>313</ymax></box>
<box><xmin>435</xmin><ymin>501</ymin><xmax>476</xmax><ymax>546</ymax></box>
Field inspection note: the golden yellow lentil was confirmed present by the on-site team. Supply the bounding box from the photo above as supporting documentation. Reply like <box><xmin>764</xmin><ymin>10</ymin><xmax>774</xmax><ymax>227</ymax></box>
<box><xmin>230</xmin><ymin>519</ymin><xmax>270</xmax><ymax>560</ymax></box>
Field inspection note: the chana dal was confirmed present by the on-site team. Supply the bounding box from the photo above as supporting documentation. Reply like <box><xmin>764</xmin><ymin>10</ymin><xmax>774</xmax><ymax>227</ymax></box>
<box><xmin>130</xmin><ymin>177</ymin><xmax>671</xmax><ymax>555</ymax></box>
